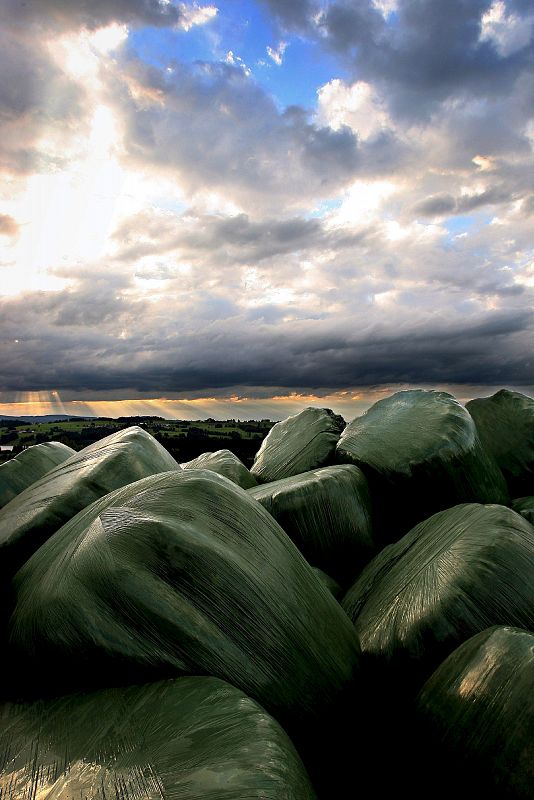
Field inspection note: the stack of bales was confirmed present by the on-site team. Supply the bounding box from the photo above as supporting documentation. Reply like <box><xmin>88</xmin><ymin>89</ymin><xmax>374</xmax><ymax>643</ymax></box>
<box><xmin>2</xmin><ymin>390</ymin><xmax>534</xmax><ymax>799</ymax></box>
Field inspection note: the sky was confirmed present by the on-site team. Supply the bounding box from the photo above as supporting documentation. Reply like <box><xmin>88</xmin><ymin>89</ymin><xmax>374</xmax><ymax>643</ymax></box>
<box><xmin>0</xmin><ymin>0</ymin><xmax>533</xmax><ymax>420</ymax></box>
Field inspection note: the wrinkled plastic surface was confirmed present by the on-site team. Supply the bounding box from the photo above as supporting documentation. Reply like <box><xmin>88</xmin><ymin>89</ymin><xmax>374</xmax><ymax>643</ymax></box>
<box><xmin>0</xmin><ymin>426</ymin><xmax>180</xmax><ymax>580</ymax></box>
<box><xmin>10</xmin><ymin>469</ymin><xmax>361</xmax><ymax>730</ymax></box>
<box><xmin>248</xmin><ymin>464</ymin><xmax>374</xmax><ymax>587</ymax></box>
<box><xmin>0</xmin><ymin>676</ymin><xmax>316</xmax><ymax>800</ymax></box>
<box><xmin>182</xmin><ymin>448</ymin><xmax>257</xmax><ymax>489</ymax></box>
<box><xmin>467</xmin><ymin>388</ymin><xmax>534</xmax><ymax>496</ymax></box>
<box><xmin>416</xmin><ymin>626</ymin><xmax>534</xmax><ymax>799</ymax></box>
<box><xmin>342</xmin><ymin>503</ymin><xmax>534</xmax><ymax>689</ymax></box>
<box><xmin>336</xmin><ymin>390</ymin><xmax>508</xmax><ymax>539</ymax></box>
<box><xmin>251</xmin><ymin>407</ymin><xmax>345</xmax><ymax>484</ymax></box>
<box><xmin>512</xmin><ymin>496</ymin><xmax>534</xmax><ymax>525</ymax></box>
<box><xmin>311</xmin><ymin>568</ymin><xmax>342</xmax><ymax>599</ymax></box>
<box><xmin>0</xmin><ymin>441</ymin><xmax>75</xmax><ymax>508</ymax></box>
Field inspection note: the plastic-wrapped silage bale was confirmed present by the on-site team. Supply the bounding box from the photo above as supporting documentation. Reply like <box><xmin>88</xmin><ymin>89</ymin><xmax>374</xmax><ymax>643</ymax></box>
<box><xmin>251</xmin><ymin>407</ymin><xmax>345</xmax><ymax>483</ymax></box>
<box><xmin>0</xmin><ymin>676</ymin><xmax>317</xmax><ymax>800</ymax></box>
<box><xmin>467</xmin><ymin>388</ymin><xmax>534</xmax><ymax>496</ymax></box>
<box><xmin>336</xmin><ymin>389</ymin><xmax>508</xmax><ymax>540</ymax></box>
<box><xmin>248</xmin><ymin>464</ymin><xmax>374</xmax><ymax>587</ymax></box>
<box><xmin>416</xmin><ymin>626</ymin><xmax>534</xmax><ymax>800</ymax></box>
<box><xmin>511</xmin><ymin>496</ymin><xmax>534</xmax><ymax>525</ymax></box>
<box><xmin>311</xmin><ymin>568</ymin><xmax>342</xmax><ymax>599</ymax></box>
<box><xmin>0</xmin><ymin>441</ymin><xmax>75</xmax><ymax>508</ymax></box>
<box><xmin>9</xmin><ymin>469</ymin><xmax>361</xmax><ymax>736</ymax></box>
<box><xmin>342</xmin><ymin>503</ymin><xmax>534</xmax><ymax>691</ymax></box>
<box><xmin>0</xmin><ymin>426</ymin><xmax>180</xmax><ymax>581</ymax></box>
<box><xmin>181</xmin><ymin>448</ymin><xmax>257</xmax><ymax>488</ymax></box>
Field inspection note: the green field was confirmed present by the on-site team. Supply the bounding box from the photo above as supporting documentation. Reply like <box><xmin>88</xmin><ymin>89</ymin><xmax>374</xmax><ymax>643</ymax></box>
<box><xmin>0</xmin><ymin>417</ymin><xmax>275</xmax><ymax>468</ymax></box>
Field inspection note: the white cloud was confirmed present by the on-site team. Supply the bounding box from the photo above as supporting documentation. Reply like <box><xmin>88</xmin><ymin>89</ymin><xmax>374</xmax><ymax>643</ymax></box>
<box><xmin>266</xmin><ymin>41</ymin><xmax>288</xmax><ymax>66</ymax></box>
<box><xmin>316</xmin><ymin>79</ymin><xmax>389</xmax><ymax>140</ymax></box>
<box><xmin>225</xmin><ymin>50</ymin><xmax>251</xmax><ymax>76</ymax></box>
<box><xmin>372</xmin><ymin>0</ymin><xmax>398</xmax><ymax>19</ymax></box>
<box><xmin>178</xmin><ymin>2</ymin><xmax>218</xmax><ymax>31</ymax></box>
<box><xmin>479</xmin><ymin>1</ymin><xmax>534</xmax><ymax>58</ymax></box>
<box><xmin>324</xmin><ymin>179</ymin><xmax>397</xmax><ymax>228</ymax></box>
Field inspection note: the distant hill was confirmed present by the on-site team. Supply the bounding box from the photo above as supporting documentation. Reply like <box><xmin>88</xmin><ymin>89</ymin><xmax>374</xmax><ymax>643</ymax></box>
<box><xmin>0</xmin><ymin>415</ymin><xmax>93</xmax><ymax>423</ymax></box>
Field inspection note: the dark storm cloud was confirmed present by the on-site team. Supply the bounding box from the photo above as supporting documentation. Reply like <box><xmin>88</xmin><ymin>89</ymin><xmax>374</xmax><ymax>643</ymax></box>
<box><xmin>2</xmin><ymin>0</ymin><xmax>183</xmax><ymax>30</ymax></box>
<box><xmin>114</xmin><ymin>211</ymin><xmax>326</xmax><ymax>264</ymax></box>
<box><xmin>263</xmin><ymin>0</ymin><xmax>534</xmax><ymax>119</ymax></box>
<box><xmin>257</xmin><ymin>0</ymin><xmax>319</xmax><ymax>30</ymax></box>
<box><xmin>111</xmin><ymin>208</ymin><xmax>380</xmax><ymax>274</ymax></box>
<box><xmin>413</xmin><ymin>186</ymin><xmax>515</xmax><ymax>218</ymax></box>
<box><xmin>111</xmin><ymin>57</ymin><xmax>410</xmax><ymax>207</ymax></box>
<box><xmin>114</xmin><ymin>58</ymin><xmax>363</xmax><ymax>203</ymax></box>
<box><xmin>1</xmin><ymin>269</ymin><xmax>533</xmax><ymax>394</ymax></box>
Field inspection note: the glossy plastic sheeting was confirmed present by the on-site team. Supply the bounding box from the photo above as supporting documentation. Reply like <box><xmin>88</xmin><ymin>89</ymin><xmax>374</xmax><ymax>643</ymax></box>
<box><xmin>0</xmin><ymin>426</ymin><xmax>180</xmax><ymax>581</ymax></box>
<box><xmin>416</xmin><ymin>626</ymin><xmax>534</xmax><ymax>800</ymax></box>
<box><xmin>10</xmin><ymin>469</ymin><xmax>361</xmax><ymax>730</ymax></box>
<box><xmin>336</xmin><ymin>390</ymin><xmax>508</xmax><ymax>540</ymax></box>
<box><xmin>0</xmin><ymin>441</ymin><xmax>75</xmax><ymax>508</ymax></box>
<box><xmin>181</xmin><ymin>448</ymin><xmax>257</xmax><ymax>489</ymax></box>
<box><xmin>251</xmin><ymin>407</ymin><xmax>345</xmax><ymax>484</ymax></box>
<box><xmin>467</xmin><ymin>388</ymin><xmax>534</xmax><ymax>496</ymax></box>
<box><xmin>342</xmin><ymin>503</ymin><xmax>534</xmax><ymax>690</ymax></box>
<box><xmin>311</xmin><ymin>568</ymin><xmax>342</xmax><ymax>599</ymax></box>
<box><xmin>512</xmin><ymin>496</ymin><xmax>534</xmax><ymax>525</ymax></box>
<box><xmin>248</xmin><ymin>464</ymin><xmax>374</xmax><ymax>587</ymax></box>
<box><xmin>0</xmin><ymin>676</ymin><xmax>316</xmax><ymax>800</ymax></box>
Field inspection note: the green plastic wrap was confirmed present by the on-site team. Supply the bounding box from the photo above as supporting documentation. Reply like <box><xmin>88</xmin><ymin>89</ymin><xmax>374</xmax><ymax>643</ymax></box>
<box><xmin>466</xmin><ymin>388</ymin><xmax>534</xmax><ymax>496</ymax></box>
<box><xmin>181</xmin><ymin>448</ymin><xmax>257</xmax><ymax>489</ymax></box>
<box><xmin>248</xmin><ymin>464</ymin><xmax>374</xmax><ymax>587</ymax></box>
<box><xmin>0</xmin><ymin>426</ymin><xmax>180</xmax><ymax>581</ymax></box>
<box><xmin>342</xmin><ymin>503</ymin><xmax>534</xmax><ymax>690</ymax></box>
<box><xmin>336</xmin><ymin>390</ymin><xmax>508</xmax><ymax>540</ymax></box>
<box><xmin>251</xmin><ymin>407</ymin><xmax>345</xmax><ymax>484</ymax></box>
<box><xmin>311</xmin><ymin>568</ymin><xmax>342</xmax><ymax>599</ymax></box>
<box><xmin>0</xmin><ymin>441</ymin><xmax>75</xmax><ymax>509</ymax></box>
<box><xmin>0</xmin><ymin>676</ymin><xmax>316</xmax><ymax>800</ymax></box>
<box><xmin>416</xmin><ymin>626</ymin><xmax>534</xmax><ymax>799</ymax></box>
<box><xmin>511</xmin><ymin>496</ymin><xmax>534</xmax><ymax>525</ymax></box>
<box><xmin>9</xmin><ymin>469</ymin><xmax>361</xmax><ymax>734</ymax></box>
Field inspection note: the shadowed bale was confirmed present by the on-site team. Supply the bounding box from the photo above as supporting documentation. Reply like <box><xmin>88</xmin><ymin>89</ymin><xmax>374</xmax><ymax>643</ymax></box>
<box><xmin>248</xmin><ymin>464</ymin><xmax>374</xmax><ymax>587</ymax></box>
<box><xmin>415</xmin><ymin>626</ymin><xmax>534</xmax><ymax>800</ymax></box>
<box><xmin>467</xmin><ymin>388</ymin><xmax>534</xmax><ymax>497</ymax></box>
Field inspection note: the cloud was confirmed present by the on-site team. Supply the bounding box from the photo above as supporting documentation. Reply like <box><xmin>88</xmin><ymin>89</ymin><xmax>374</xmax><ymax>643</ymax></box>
<box><xmin>0</xmin><ymin>215</ymin><xmax>19</xmax><ymax>237</ymax></box>
<box><xmin>266</xmin><ymin>41</ymin><xmax>288</xmax><ymax>65</ymax></box>
<box><xmin>0</xmin><ymin>0</ymin><xmax>532</xmax><ymax>406</ymax></box>
<box><xmin>316</xmin><ymin>79</ymin><xmax>390</xmax><ymax>140</ymax></box>
<box><xmin>479</xmin><ymin>0</ymin><xmax>534</xmax><ymax>57</ymax></box>
<box><xmin>1</xmin><ymin>0</ymin><xmax>207</xmax><ymax>31</ymax></box>
<box><xmin>257</xmin><ymin>0</ymin><xmax>319</xmax><ymax>32</ymax></box>
<box><xmin>0</xmin><ymin>27</ymin><xmax>86</xmax><ymax>176</ymax></box>
<box><xmin>413</xmin><ymin>186</ymin><xmax>514</xmax><ymax>218</ymax></box>
<box><xmin>1</xmin><ymin>269</ymin><xmax>533</xmax><ymax>394</ymax></box>
<box><xmin>110</xmin><ymin>57</ymin><xmax>369</xmax><ymax>209</ymax></box>
<box><xmin>113</xmin><ymin>210</ymin><xmax>326</xmax><ymax>265</ymax></box>
<box><xmin>178</xmin><ymin>3</ymin><xmax>218</xmax><ymax>31</ymax></box>
<box><xmin>263</xmin><ymin>1</ymin><xmax>534</xmax><ymax>121</ymax></box>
